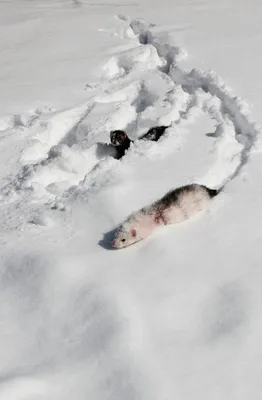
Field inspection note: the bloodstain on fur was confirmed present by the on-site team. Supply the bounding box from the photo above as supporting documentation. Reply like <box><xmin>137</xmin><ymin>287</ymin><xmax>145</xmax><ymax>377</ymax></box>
<box><xmin>112</xmin><ymin>184</ymin><xmax>222</xmax><ymax>249</ymax></box>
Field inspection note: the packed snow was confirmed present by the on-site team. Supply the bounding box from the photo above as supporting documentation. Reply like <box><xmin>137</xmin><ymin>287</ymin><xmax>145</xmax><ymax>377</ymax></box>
<box><xmin>1</xmin><ymin>1</ymin><xmax>262</xmax><ymax>399</ymax></box>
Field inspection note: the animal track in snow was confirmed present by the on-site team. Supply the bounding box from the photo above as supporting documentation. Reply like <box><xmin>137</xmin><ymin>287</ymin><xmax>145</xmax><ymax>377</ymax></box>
<box><xmin>1</xmin><ymin>16</ymin><xmax>261</xmax><ymax>230</ymax></box>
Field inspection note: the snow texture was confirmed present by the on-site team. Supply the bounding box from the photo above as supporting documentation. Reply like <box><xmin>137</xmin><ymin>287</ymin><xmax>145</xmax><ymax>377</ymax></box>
<box><xmin>1</xmin><ymin>1</ymin><xmax>262</xmax><ymax>399</ymax></box>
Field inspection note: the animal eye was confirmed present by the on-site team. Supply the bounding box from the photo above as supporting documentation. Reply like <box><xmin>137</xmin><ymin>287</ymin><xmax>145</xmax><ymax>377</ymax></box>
<box><xmin>121</xmin><ymin>239</ymin><xmax>126</xmax><ymax>242</ymax></box>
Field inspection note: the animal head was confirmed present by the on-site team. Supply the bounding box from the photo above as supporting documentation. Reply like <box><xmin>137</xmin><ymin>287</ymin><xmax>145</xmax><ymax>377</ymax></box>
<box><xmin>110</xmin><ymin>130</ymin><xmax>128</xmax><ymax>146</ymax></box>
<box><xmin>112</xmin><ymin>224</ymin><xmax>140</xmax><ymax>249</ymax></box>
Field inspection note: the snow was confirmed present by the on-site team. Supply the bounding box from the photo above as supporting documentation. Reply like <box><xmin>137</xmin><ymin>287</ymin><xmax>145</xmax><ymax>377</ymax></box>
<box><xmin>1</xmin><ymin>1</ymin><xmax>262</xmax><ymax>399</ymax></box>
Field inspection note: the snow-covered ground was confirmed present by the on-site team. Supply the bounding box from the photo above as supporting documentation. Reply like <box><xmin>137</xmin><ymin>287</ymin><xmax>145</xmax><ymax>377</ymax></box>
<box><xmin>1</xmin><ymin>1</ymin><xmax>262</xmax><ymax>399</ymax></box>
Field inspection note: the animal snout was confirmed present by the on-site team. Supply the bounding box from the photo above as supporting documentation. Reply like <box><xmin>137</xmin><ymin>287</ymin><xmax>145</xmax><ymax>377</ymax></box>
<box><xmin>112</xmin><ymin>240</ymin><xmax>117</xmax><ymax>248</ymax></box>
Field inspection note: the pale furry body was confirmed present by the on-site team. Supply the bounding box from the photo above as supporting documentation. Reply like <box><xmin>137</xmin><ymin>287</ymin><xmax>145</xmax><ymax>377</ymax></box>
<box><xmin>112</xmin><ymin>184</ymin><xmax>220</xmax><ymax>249</ymax></box>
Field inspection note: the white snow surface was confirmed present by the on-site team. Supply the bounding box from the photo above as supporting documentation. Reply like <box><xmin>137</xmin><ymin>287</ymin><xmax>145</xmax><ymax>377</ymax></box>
<box><xmin>1</xmin><ymin>1</ymin><xmax>262</xmax><ymax>399</ymax></box>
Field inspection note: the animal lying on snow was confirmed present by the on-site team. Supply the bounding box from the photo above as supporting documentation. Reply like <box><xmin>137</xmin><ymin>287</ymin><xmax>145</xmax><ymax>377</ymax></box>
<box><xmin>112</xmin><ymin>183</ymin><xmax>222</xmax><ymax>249</ymax></box>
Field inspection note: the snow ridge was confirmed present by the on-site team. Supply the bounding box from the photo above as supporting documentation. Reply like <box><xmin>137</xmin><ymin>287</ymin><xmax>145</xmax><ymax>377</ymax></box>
<box><xmin>0</xmin><ymin>16</ymin><xmax>260</xmax><ymax>230</ymax></box>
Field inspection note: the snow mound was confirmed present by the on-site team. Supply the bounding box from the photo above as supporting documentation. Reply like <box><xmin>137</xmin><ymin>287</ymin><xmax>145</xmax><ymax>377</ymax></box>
<box><xmin>1</xmin><ymin>16</ymin><xmax>260</xmax><ymax>232</ymax></box>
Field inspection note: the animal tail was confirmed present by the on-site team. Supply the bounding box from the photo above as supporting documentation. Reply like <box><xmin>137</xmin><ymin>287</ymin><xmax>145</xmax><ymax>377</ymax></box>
<box><xmin>204</xmin><ymin>185</ymin><xmax>224</xmax><ymax>198</ymax></box>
